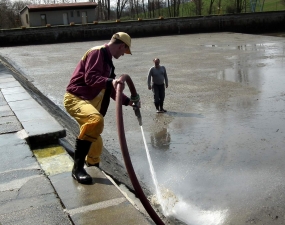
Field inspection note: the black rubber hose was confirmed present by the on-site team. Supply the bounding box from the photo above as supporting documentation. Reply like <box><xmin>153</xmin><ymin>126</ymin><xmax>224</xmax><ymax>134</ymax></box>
<box><xmin>116</xmin><ymin>74</ymin><xmax>165</xmax><ymax>225</ymax></box>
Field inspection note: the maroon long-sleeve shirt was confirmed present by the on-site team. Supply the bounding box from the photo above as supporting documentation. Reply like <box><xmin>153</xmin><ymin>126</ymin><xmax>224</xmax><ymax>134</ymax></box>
<box><xmin>66</xmin><ymin>44</ymin><xmax>130</xmax><ymax>106</ymax></box>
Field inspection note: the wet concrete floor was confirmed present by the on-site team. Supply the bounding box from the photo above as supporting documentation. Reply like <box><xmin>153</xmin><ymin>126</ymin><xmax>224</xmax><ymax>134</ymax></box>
<box><xmin>0</xmin><ymin>32</ymin><xmax>285</xmax><ymax>225</ymax></box>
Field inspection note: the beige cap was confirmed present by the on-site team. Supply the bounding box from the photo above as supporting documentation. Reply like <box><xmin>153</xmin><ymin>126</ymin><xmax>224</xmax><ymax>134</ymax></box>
<box><xmin>112</xmin><ymin>32</ymin><xmax>132</xmax><ymax>54</ymax></box>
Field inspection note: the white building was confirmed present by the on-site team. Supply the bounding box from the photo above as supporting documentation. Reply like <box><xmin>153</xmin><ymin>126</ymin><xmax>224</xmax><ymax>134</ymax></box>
<box><xmin>20</xmin><ymin>2</ymin><xmax>98</xmax><ymax>27</ymax></box>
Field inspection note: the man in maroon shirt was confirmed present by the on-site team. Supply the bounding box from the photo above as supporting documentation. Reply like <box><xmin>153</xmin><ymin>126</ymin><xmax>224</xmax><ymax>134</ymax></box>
<box><xmin>64</xmin><ymin>32</ymin><xmax>136</xmax><ymax>184</ymax></box>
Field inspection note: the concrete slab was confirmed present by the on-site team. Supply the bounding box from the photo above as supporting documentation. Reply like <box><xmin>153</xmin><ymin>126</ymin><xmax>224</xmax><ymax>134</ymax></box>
<box><xmin>0</xmin><ymin>133</ymin><xmax>38</xmax><ymax>172</ymax></box>
<box><xmin>70</xmin><ymin>200</ymin><xmax>153</xmax><ymax>225</ymax></box>
<box><xmin>0</xmin><ymin>105</ymin><xmax>14</xmax><ymax>117</ymax></box>
<box><xmin>0</xmin><ymin>169</ymin><xmax>42</xmax><ymax>192</ymax></box>
<box><xmin>0</xmin><ymin>115</ymin><xmax>22</xmax><ymax>134</ymax></box>
<box><xmin>21</xmin><ymin>117</ymin><xmax>66</xmax><ymax>147</ymax></box>
<box><xmin>1</xmin><ymin>86</ymin><xmax>26</xmax><ymax>95</ymax></box>
<box><xmin>0</xmin><ymin>114</ymin><xmax>17</xmax><ymax>124</ymax></box>
<box><xmin>3</xmin><ymin>91</ymin><xmax>31</xmax><ymax>102</ymax></box>
<box><xmin>0</xmin><ymin>85</ymin><xmax>67</xmax><ymax>147</ymax></box>
<box><xmin>0</xmin><ymin>188</ymin><xmax>18</xmax><ymax>202</ymax></box>
<box><xmin>0</xmin><ymin>74</ymin><xmax>13</xmax><ymax>79</ymax></box>
<box><xmin>0</xmin><ymin>193</ymin><xmax>72</xmax><ymax>225</ymax></box>
<box><xmin>0</xmin><ymin>91</ymin><xmax>6</xmax><ymax>106</ymax></box>
<box><xmin>18</xmin><ymin>176</ymin><xmax>55</xmax><ymax>198</ymax></box>
<box><xmin>0</xmin><ymin>130</ymin><xmax>72</xmax><ymax>225</ymax></box>
<box><xmin>13</xmin><ymin>105</ymin><xmax>55</xmax><ymax>122</ymax></box>
<box><xmin>0</xmin><ymin>77</ymin><xmax>15</xmax><ymax>83</ymax></box>
<box><xmin>8</xmin><ymin>98</ymin><xmax>43</xmax><ymax>110</ymax></box>
<box><xmin>21</xmin><ymin>117</ymin><xmax>65</xmax><ymax>136</ymax></box>
<box><xmin>0</xmin><ymin>132</ymin><xmax>26</xmax><ymax>147</ymax></box>
<box><xmin>0</xmin><ymin>81</ymin><xmax>21</xmax><ymax>89</ymax></box>
<box><xmin>0</xmin><ymin>75</ymin><xmax>66</xmax><ymax>147</ymax></box>
<box><xmin>50</xmin><ymin>169</ymin><xmax>124</xmax><ymax>210</ymax></box>
<box><xmin>0</xmin><ymin>204</ymin><xmax>72</xmax><ymax>225</ymax></box>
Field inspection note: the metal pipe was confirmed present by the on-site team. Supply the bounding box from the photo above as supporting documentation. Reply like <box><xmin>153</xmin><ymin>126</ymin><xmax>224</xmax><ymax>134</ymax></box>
<box><xmin>116</xmin><ymin>74</ymin><xmax>165</xmax><ymax>225</ymax></box>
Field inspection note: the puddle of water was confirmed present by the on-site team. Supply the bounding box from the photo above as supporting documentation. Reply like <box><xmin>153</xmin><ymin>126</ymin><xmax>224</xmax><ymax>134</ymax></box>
<box><xmin>215</xmin><ymin>42</ymin><xmax>285</xmax><ymax>89</ymax></box>
<box><xmin>133</xmin><ymin>60</ymin><xmax>285</xmax><ymax>224</ymax></box>
<box><xmin>203</xmin><ymin>42</ymin><xmax>283</xmax><ymax>53</ymax></box>
<box><xmin>141</xmin><ymin>125</ymin><xmax>228</xmax><ymax>225</ymax></box>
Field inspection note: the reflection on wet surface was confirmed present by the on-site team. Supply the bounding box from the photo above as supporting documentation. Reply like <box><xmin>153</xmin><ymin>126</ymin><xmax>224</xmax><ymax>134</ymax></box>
<box><xmin>216</xmin><ymin>42</ymin><xmax>285</xmax><ymax>90</ymax></box>
<box><xmin>150</xmin><ymin>127</ymin><xmax>171</xmax><ymax>150</ymax></box>
<box><xmin>136</xmin><ymin>37</ymin><xmax>285</xmax><ymax>225</ymax></box>
<box><xmin>1</xmin><ymin>33</ymin><xmax>285</xmax><ymax>225</ymax></box>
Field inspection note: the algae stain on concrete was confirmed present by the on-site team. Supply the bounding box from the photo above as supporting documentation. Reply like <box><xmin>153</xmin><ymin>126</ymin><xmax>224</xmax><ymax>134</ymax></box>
<box><xmin>33</xmin><ymin>145</ymin><xmax>73</xmax><ymax>176</ymax></box>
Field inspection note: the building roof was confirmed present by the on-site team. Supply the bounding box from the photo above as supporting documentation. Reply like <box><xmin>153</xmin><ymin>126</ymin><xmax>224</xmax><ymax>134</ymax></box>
<box><xmin>20</xmin><ymin>2</ymin><xmax>98</xmax><ymax>13</ymax></box>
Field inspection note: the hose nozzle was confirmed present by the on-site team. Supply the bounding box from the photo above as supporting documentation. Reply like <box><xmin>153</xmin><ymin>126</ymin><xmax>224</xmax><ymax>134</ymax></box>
<box><xmin>131</xmin><ymin>94</ymin><xmax>142</xmax><ymax>126</ymax></box>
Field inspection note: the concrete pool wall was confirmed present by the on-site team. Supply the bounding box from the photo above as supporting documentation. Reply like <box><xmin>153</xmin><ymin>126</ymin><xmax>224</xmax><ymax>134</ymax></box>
<box><xmin>1</xmin><ymin>10</ymin><xmax>285</xmax><ymax>46</ymax></box>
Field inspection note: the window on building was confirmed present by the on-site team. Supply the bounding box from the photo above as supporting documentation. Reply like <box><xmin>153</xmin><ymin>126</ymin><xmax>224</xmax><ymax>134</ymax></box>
<box><xmin>77</xmin><ymin>11</ymin><xmax>80</xmax><ymax>17</ymax></box>
<box><xmin>26</xmin><ymin>14</ymin><xmax>29</xmax><ymax>24</ymax></box>
<box><xmin>71</xmin><ymin>11</ymin><xmax>73</xmax><ymax>17</ymax></box>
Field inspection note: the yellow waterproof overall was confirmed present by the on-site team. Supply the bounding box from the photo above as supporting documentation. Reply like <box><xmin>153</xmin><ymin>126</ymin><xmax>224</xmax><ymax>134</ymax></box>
<box><xmin>63</xmin><ymin>91</ymin><xmax>105</xmax><ymax>165</ymax></box>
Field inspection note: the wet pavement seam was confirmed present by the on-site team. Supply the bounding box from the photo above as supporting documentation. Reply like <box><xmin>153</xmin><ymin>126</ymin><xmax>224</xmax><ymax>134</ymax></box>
<box><xmin>67</xmin><ymin>197</ymin><xmax>127</xmax><ymax>216</ymax></box>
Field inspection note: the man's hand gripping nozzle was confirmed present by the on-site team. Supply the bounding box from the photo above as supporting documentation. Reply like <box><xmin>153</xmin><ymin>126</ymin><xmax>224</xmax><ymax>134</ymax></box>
<box><xmin>131</xmin><ymin>94</ymin><xmax>142</xmax><ymax>126</ymax></box>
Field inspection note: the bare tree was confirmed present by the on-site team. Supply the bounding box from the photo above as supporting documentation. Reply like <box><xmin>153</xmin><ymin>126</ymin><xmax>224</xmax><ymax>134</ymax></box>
<box><xmin>96</xmin><ymin>0</ymin><xmax>107</xmax><ymax>20</ymax></box>
<box><xmin>192</xmin><ymin>0</ymin><xmax>203</xmax><ymax>15</ymax></box>
<box><xmin>175</xmin><ymin>0</ymin><xmax>181</xmax><ymax>16</ymax></box>
<box><xmin>141</xmin><ymin>0</ymin><xmax>146</xmax><ymax>17</ymax></box>
<box><xmin>167</xmin><ymin>0</ymin><xmax>181</xmax><ymax>17</ymax></box>
<box><xmin>134</xmin><ymin>0</ymin><xmax>139</xmax><ymax>18</ymax></box>
<box><xmin>128</xmin><ymin>0</ymin><xmax>135</xmax><ymax>18</ymax></box>
<box><xmin>208</xmin><ymin>0</ymin><xmax>215</xmax><ymax>14</ymax></box>
<box><xmin>0</xmin><ymin>0</ymin><xmax>31</xmax><ymax>28</ymax></box>
<box><xmin>12</xmin><ymin>0</ymin><xmax>31</xmax><ymax>23</ymax></box>
<box><xmin>172</xmin><ymin>0</ymin><xmax>176</xmax><ymax>16</ymax></box>
<box><xmin>30</xmin><ymin>0</ymin><xmax>42</xmax><ymax>4</ymax></box>
<box><xmin>217</xmin><ymin>0</ymin><xmax>222</xmax><ymax>13</ymax></box>
<box><xmin>167</xmin><ymin>0</ymin><xmax>172</xmax><ymax>17</ymax></box>
<box><xmin>42</xmin><ymin>0</ymin><xmax>55</xmax><ymax>4</ymax></box>
<box><xmin>147</xmin><ymin>0</ymin><xmax>150</xmax><ymax>17</ymax></box>
<box><xmin>95</xmin><ymin>0</ymin><xmax>106</xmax><ymax>20</ymax></box>
<box><xmin>236</xmin><ymin>0</ymin><xmax>243</xmax><ymax>12</ymax></box>
<box><xmin>12</xmin><ymin>0</ymin><xmax>28</xmax><ymax>11</ymax></box>
<box><xmin>116</xmin><ymin>0</ymin><xmax>128</xmax><ymax>18</ymax></box>
<box><xmin>0</xmin><ymin>0</ymin><xmax>11</xmax><ymax>28</ymax></box>
<box><xmin>156</xmin><ymin>0</ymin><xmax>160</xmax><ymax>16</ymax></box>
<box><xmin>102</xmin><ymin>0</ymin><xmax>110</xmax><ymax>20</ymax></box>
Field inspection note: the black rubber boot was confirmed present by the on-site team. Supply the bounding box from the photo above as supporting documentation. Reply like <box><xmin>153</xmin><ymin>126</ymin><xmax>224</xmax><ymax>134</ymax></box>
<box><xmin>72</xmin><ymin>139</ymin><xmax>92</xmax><ymax>184</ymax></box>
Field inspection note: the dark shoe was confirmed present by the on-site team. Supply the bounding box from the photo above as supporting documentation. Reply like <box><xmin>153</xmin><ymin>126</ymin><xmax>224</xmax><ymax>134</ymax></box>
<box><xmin>73</xmin><ymin>139</ymin><xmax>93</xmax><ymax>184</ymax></box>
<box><xmin>159</xmin><ymin>102</ymin><xmax>166</xmax><ymax>113</ymax></box>
<box><xmin>155</xmin><ymin>102</ymin><xmax>160</xmax><ymax>113</ymax></box>
<box><xmin>72</xmin><ymin>167</ymin><xmax>92</xmax><ymax>184</ymax></box>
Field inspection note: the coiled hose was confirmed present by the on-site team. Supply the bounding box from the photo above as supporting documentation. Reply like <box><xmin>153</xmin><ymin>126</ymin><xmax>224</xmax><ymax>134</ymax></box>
<box><xmin>115</xmin><ymin>74</ymin><xmax>165</xmax><ymax>225</ymax></box>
